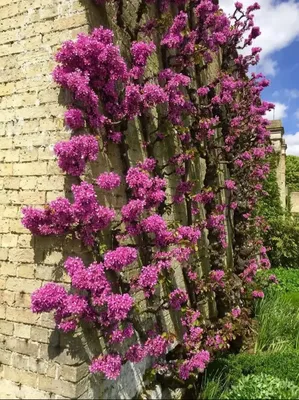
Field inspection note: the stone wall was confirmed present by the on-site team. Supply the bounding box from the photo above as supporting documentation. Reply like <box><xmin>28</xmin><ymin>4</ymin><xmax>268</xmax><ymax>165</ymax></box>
<box><xmin>0</xmin><ymin>1</ymin><xmax>103</xmax><ymax>398</ymax></box>
<box><xmin>290</xmin><ymin>192</ymin><xmax>299</xmax><ymax>214</ymax></box>
<box><xmin>0</xmin><ymin>1</ymin><xmax>226</xmax><ymax>399</ymax></box>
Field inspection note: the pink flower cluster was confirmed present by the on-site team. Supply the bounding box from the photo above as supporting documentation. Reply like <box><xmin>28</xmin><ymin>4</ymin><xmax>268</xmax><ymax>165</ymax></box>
<box><xmin>224</xmin><ymin>180</ymin><xmax>237</xmax><ymax>190</ymax></box>
<box><xmin>231</xmin><ymin>307</ymin><xmax>241</xmax><ymax>318</ymax></box>
<box><xmin>90</xmin><ymin>354</ymin><xmax>122</xmax><ymax>380</ymax></box>
<box><xmin>90</xmin><ymin>333</ymin><xmax>168</xmax><ymax>380</ymax></box>
<box><xmin>109</xmin><ymin>324</ymin><xmax>134</xmax><ymax>344</ymax></box>
<box><xmin>22</xmin><ymin>182</ymin><xmax>115</xmax><ymax>246</ymax></box>
<box><xmin>97</xmin><ymin>172</ymin><xmax>121</xmax><ymax>191</ymax></box>
<box><xmin>269</xmin><ymin>274</ymin><xmax>278</xmax><ymax>284</ymax></box>
<box><xmin>138</xmin><ymin>265</ymin><xmax>159</xmax><ymax>297</ymax></box>
<box><xmin>207</xmin><ymin>214</ymin><xmax>227</xmax><ymax>248</ymax></box>
<box><xmin>131</xmin><ymin>41</ymin><xmax>156</xmax><ymax>66</ymax></box>
<box><xmin>209</xmin><ymin>270</ymin><xmax>225</xmax><ymax>287</ymax></box>
<box><xmin>183</xmin><ymin>326</ymin><xmax>204</xmax><ymax>348</ymax></box>
<box><xmin>205</xmin><ymin>334</ymin><xmax>227</xmax><ymax>350</ymax></box>
<box><xmin>173</xmin><ymin>181</ymin><xmax>194</xmax><ymax>204</ymax></box>
<box><xmin>179</xmin><ymin>351</ymin><xmax>210</xmax><ymax>380</ymax></box>
<box><xmin>252</xmin><ymin>290</ymin><xmax>264</xmax><ymax>299</ymax></box>
<box><xmin>169</xmin><ymin>289</ymin><xmax>188</xmax><ymax>310</ymax></box>
<box><xmin>64</xmin><ymin>108</ymin><xmax>84</xmax><ymax>130</ymax></box>
<box><xmin>31</xmin><ymin>282</ymin><xmax>89</xmax><ymax>332</ymax></box>
<box><xmin>32</xmin><ymin>255</ymin><xmax>135</xmax><ymax>336</ymax></box>
<box><xmin>240</xmin><ymin>260</ymin><xmax>258</xmax><ymax>283</ymax></box>
<box><xmin>53</xmin><ymin>27</ymin><xmax>127</xmax><ymax>126</ymax></box>
<box><xmin>177</xmin><ymin>226</ymin><xmax>201</xmax><ymax>245</ymax></box>
<box><xmin>54</xmin><ymin>135</ymin><xmax>99</xmax><ymax>176</ymax></box>
<box><xmin>126</xmin><ymin>166</ymin><xmax>166</xmax><ymax>208</ymax></box>
<box><xmin>145</xmin><ymin>335</ymin><xmax>168</xmax><ymax>357</ymax></box>
<box><xmin>104</xmin><ymin>247</ymin><xmax>138</xmax><ymax>272</ymax></box>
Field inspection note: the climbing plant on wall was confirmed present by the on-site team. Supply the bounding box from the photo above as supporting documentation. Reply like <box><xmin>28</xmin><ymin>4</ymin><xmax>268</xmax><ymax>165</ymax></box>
<box><xmin>286</xmin><ymin>155</ymin><xmax>299</xmax><ymax>193</ymax></box>
<box><xmin>21</xmin><ymin>0</ymin><xmax>276</xmax><ymax>395</ymax></box>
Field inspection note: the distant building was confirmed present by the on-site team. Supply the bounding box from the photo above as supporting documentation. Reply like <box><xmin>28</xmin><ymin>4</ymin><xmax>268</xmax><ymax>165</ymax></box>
<box><xmin>268</xmin><ymin>120</ymin><xmax>287</xmax><ymax>210</ymax></box>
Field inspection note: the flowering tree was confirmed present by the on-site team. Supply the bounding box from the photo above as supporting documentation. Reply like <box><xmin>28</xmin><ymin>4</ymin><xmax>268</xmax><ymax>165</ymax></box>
<box><xmin>22</xmin><ymin>0</ymin><xmax>277</xmax><ymax>395</ymax></box>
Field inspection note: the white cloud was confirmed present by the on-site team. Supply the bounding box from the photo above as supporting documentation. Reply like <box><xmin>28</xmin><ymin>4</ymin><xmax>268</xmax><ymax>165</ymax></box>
<box><xmin>272</xmin><ymin>89</ymin><xmax>299</xmax><ymax>99</ymax></box>
<box><xmin>285</xmin><ymin>89</ymin><xmax>299</xmax><ymax>99</ymax></box>
<box><xmin>258</xmin><ymin>57</ymin><xmax>278</xmax><ymax>76</ymax></box>
<box><xmin>220</xmin><ymin>0</ymin><xmax>299</xmax><ymax>76</ymax></box>
<box><xmin>265</xmin><ymin>102</ymin><xmax>288</xmax><ymax>120</ymax></box>
<box><xmin>285</xmin><ymin>132</ymin><xmax>299</xmax><ymax>156</ymax></box>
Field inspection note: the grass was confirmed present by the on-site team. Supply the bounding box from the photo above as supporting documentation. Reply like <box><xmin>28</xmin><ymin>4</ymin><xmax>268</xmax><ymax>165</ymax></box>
<box><xmin>200</xmin><ymin>374</ymin><xmax>225</xmax><ymax>400</ymax></box>
<box><xmin>254</xmin><ymin>291</ymin><xmax>299</xmax><ymax>353</ymax></box>
<box><xmin>283</xmin><ymin>291</ymin><xmax>299</xmax><ymax>307</ymax></box>
<box><xmin>200</xmin><ymin>369</ymin><xmax>228</xmax><ymax>400</ymax></box>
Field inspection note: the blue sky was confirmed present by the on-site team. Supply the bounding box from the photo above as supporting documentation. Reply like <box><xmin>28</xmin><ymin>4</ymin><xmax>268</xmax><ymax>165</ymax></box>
<box><xmin>221</xmin><ymin>0</ymin><xmax>299</xmax><ymax>155</ymax></box>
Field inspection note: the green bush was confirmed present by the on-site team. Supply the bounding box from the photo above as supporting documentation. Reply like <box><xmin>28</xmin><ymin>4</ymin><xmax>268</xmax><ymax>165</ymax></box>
<box><xmin>224</xmin><ymin>373</ymin><xmax>299</xmax><ymax>399</ymax></box>
<box><xmin>257</xmin><ymin>268</ymin><xmax>299</xmax><ymax>293</ymax></box>
<box><xmin>223</xmin><ymin>351</ymin><xmax>299</xmax><ymax>385</ymax></box>
<box><xmin>257</xmin><ymin>154</ymin><xmax>299</xmax><ymax>269</ymax></box>
<box><xmin>200</xmin><ymin>351</ymin><xmax>299</xmax><ymax>399</ymax></box>
<box><xmin>264</xmin><ymin>217</ymin><xmax>299</xmax><ymax>269</ymax></box>
<box><xmin>258</xmin><ymin>154</ymin><xmax>283</xmax><ymax>221</ymax></box>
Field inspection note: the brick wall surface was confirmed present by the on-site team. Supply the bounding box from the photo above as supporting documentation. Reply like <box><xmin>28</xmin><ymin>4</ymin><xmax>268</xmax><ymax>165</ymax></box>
<box><xmin>0</xmin><ymin>1</ymin><xmax>224</xmax><ymax>398</ymax></box>
<box><xmin>0</xmin><ymin>1</ymin><xmax>96</xmax><ymax>398</ymax></box>
<box><xmin>290</xmin><ymin>192</ymin><xmax>299</xmax><ymax>214</ymax></box>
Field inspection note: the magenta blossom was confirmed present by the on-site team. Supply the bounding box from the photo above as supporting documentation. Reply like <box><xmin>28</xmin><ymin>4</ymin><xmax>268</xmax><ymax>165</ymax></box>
<box><xmin>125</xmin><ymin>344</ymin><xmax>146</xmax><ymax>363</ymax></box>
<box><xmin>145</xmin><ymin>335</ymin><xmax>168</xmax><ymax>357</ymax></box>
<box><xmin>104</xmin><ymin>247</ymin><xmax>138</xmax><ymax>272</ymax></box>
<box><xmin>224</xmin><ymin>180</ymin><xmax>237</xmax><ymax>190</ymax></box>
<box><xmin>269</xmin><ymin>274</ymin><xmax>279</xmax><ymax>284</ymax></box>
<box><xmin>210</xmin><ymin>270</ymin><xmax>225</xmax><ymax>286</ymax></box>
<box><xmin>54</xmin><ymin>135</ymin><xmax>99</xmax><ymax>176</ymax></box>
<box><xmin>169</xmin><ymin>289</ymin><xmax>188</xmax><ymax>310</ymax></box>
<box><xmin>97</xmin><ymin>172</ymin><xmax>121</xmax><ymax>190</ymax></box>
<box><xmin>179</xmin><ymin>351</ymin><xmax>210</xmax><ymax>380</ymax></box>
<box><xmin>231</xmin><ymin>307</ymin><xmax>241</xmax><ymax>318</ymax></box>
<box><xmin>64</xmin><ymin>108</ymin><xmax>84</xmax><ymax>130</ymax></box>
<box><xmin>252</xmin><ymin>290</ymin><xmax>264</xmax><ymax>299</ymax></box>
<box><xmin>89</xmin><ymin>354</ymin><xmax>122</xmax><ymax>379</ymax></box>
<box><xmin>31</xmin><ymin>283</ymin><xmax>67</xmax><ymax>313</ymax></box>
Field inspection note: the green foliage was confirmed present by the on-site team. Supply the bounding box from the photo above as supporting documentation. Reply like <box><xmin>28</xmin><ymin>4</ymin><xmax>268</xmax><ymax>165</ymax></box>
<box><xmin>200</xmin><ymin>351</ymin><xmax>299</xmax><ymax>399</ymax></box>
<box><xmin>257</xmin><ymin>268</ymin><xmax>299</xmax><ymax>293</ymax></box>
<box><xmin>224</xmin><ymin>373</ymin><xmax>299</xmax><ymax>400</ymax></box>
<box><xmin>224</xmin><ymin>351</ymin><xmax>299</xmax><ymax>385</ymax></box>
<box><xmin>264</xmin><ymin>217</ymin><xmax>299</xmax><ymax>269</ymax></box>
<box><xmin>254</xmin><ymin>291</ymin><xmax>299</xmax><ymax>353</ymax></box>
<box><xmin>257</xmin><ymin>154</ymin><xmax>299</xmax><ymax>269</ymax></box>
<box><xmin>258</xmin><ymin>154</ymin><xmax>283</xmax><ymax>220</ymax></box>
<box><xmin>286</xmin><ymin>155</ymin><xmax>299</xmax><ymax>193</ymax></box>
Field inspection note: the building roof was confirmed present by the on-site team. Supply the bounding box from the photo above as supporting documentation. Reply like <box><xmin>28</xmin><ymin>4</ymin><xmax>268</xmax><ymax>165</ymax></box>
<box><xmin>268</xmin><ymin>120</ymin><xmax>283</xmax><ymax>129</ymax></box>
